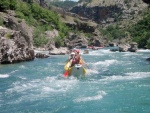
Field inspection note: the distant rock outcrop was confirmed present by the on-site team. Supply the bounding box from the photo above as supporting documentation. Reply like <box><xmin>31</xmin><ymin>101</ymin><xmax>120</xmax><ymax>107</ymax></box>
<box><xmin>116</xmin><ymin>42</ymin><xmax>138</xmax><ymax>52</ymax></box>
<box><xmin>65</xmin><ymin>33</ymin><xmax>88</xmax><ymax>49</ymax></box>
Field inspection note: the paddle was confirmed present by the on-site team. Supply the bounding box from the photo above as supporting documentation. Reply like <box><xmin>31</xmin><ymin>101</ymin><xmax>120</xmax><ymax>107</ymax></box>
<box><xmin>64</xmin><ymin>70</ymin><xmax>69</xmax><ymax>77</ymax></box>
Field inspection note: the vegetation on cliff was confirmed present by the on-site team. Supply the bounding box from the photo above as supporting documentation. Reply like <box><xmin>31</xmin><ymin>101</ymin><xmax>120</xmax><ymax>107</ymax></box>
<box><xmin>100</xmin><ymin>8</ymin><xmax>150</xmax><ymax>49</ymax></box>
<box><xmin>0</xmin><ymin>0</ymin><xmax>70</xmax><ymax>47</ymax></box>
<box><xmin>128</xmin><ymin>9</ymin><xmax>150</xmax><ymax>48</ymax></box>
<box><xmin>1</xmin><ymin>0</ymin><xmax>150</xmax><ymax>49</ymax></box>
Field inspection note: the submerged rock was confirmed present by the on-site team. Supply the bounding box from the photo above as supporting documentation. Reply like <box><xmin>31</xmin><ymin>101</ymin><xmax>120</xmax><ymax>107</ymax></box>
<box><xmin>83</xmin><ymin>50</ymin><xmax>89</xmax><ymax>54</ymax></box>
<box><xmin>146</xmin><ymin>57</ymin><xmax>150</xmax><ymax>61</ymax></box>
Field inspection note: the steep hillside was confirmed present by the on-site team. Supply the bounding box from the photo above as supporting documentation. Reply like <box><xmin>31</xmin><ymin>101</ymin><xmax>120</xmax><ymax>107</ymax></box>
<box><xmin>71</xmin><ymin>0</ymin><xmax>148</xmax><ymax>25</ymax></box>
<box><xmin>70</xmin><ymin>0</ymin><xmax>150</xmax><ymax>48</ymax></box>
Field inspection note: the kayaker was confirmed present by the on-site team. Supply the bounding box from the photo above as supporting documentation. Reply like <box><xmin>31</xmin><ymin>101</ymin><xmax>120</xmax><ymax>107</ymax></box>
<box><xmin>69</xmin><ymin>52</ymin><xmax>75</xmax><ymax>60</ymax></box>
<box><xmin>70</xmin><ymin>49</ymin><xmax>82</xmax><ymax>67</ymax></box>
<box><xmin>75</xmin><ymin>50</ymin><xmax>89</xmax><ymax>68</ymax></box>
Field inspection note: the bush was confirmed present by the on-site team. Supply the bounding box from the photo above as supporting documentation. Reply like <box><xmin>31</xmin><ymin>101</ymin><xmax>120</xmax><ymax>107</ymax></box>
<box><xmin>100</xmin><ymin>25</ymin><xmax>126</xmax><ymax>41</ymax></box>
<box><xmin>33</xmin><ymin>28</ymin><xmax>48</xmax><ymax>47</ymax></box>
<box><xmin>0</xmin><ymin>0</ymin><xmax>70</xmax><ymax>48</ymax></box>
<box><xmin>0</xmin><ymin>0</ymin><xmax>17</xmax><ymax>10</ymax></box>
<box><xmin>128</xmin><ymin>10</ymin><xmax>150</xmax><ymax>48</ymax></box>
<box><xmin>54</xmin><ymin>36</ymin><xmax>64</xmax><ymax>48</ymax></box>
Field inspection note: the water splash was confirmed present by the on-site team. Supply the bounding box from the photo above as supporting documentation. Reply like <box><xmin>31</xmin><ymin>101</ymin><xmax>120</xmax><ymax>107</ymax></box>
<box><xmin>0</xmin><ymin>74</ymin><xmax>10</xmax><ymax>78</ymax></box>
<box><xmin>74</xmin><ymin>90</ymin><xmax>107</xmax><ymax>103</ymax></box>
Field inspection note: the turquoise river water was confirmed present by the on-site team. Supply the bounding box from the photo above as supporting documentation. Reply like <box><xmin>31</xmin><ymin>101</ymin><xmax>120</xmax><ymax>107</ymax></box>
<box><xmin>0</xmin><ymin>48</ymin><xmax>150</xmax><ymax>113</ymax></box>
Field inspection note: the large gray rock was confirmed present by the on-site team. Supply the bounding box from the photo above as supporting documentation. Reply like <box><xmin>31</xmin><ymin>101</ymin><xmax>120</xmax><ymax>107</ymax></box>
<box><xmin>128</xmin><ymin>42</ymin><xmax>138</xmax><ymax>52</ymax></box>
<box><xmin>1</xmin><ymin>11</ymin><xmax>33</xmax><ymax>48</ymax></box>
<box><xmin>0</xmin><ymin>26</ymin><xmax>34</xmax><ymax>64</ymax></box>
<box><xmin>65</xmin><ymin>33</ymin><xmax>88</xmax><ymax>49</ymax></box>
<box><xmin>49</xmin><ymin>47</ymin><xmax>69</xmax><ymax>55</ymax></box>
<box><xmin>35</xmin><ymin>53</ymin><xmax>49</xmax><ymax>58</ymax></box>
<box><xmin>117</xmin><ymin>42</ymin><xmax>138</xmax><ymax>52</ymax></box>
<box><xmin>118</xmin><ymin>44</ymin><xmax>130</xmax><ymax>52</ymax></box>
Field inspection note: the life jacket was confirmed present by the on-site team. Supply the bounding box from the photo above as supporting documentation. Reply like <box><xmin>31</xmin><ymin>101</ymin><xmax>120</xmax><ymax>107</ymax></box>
<box><xmin>70</xmin><ymin>57</ymin><xmax>83</xmax><ymax>67</ymax></box>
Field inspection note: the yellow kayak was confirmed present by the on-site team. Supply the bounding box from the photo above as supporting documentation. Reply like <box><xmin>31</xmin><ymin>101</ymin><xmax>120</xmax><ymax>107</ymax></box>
<box><xmin>64</xmin><ymin>61</ymin><xmax>86</xmax><ymax>77</ymax></box>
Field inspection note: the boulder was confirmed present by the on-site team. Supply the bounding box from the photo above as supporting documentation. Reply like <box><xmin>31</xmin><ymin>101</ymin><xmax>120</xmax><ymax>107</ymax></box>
<box><xmin>89</xmin><ymin>37</ymin><xmax>103</xmax><ymax>47</ymax></box>
<box><xmin>118</xmin><ymin>44</ymin><xmax>130</xmax><ymax>52</ymax></box>
<box><xmin>128</xmin><ymin>42</ymin><xmax>138</xmax><ymax>52</ymax></box>
<box><xmin>110</xmin><ymin>47</ymin><xmax>119</xmax><ymax>52</ymax></box>
<box><xmin>65</xmin><ymin>33</ymin><xmax>88</xmax><ymax>49</ymax></box>
<box><xmin>0</xmin><ymin>26</ymin><xmax>34</xmax><ymax>64</ymax></box>
<box><xmin>83</xmin><ymin>49</ymin><xmax>89</xmax><ymax>54</ymax></box>
<box><xmin>146</xmin><ymin>57</ymin><xmax>150</xmax><ymax>61</ymax></box>
<box><xmin>35</xmin><ymin>53</ymin><xmax>49</xmax><ymax>58</ymax></box>
<box><xmin>49</xmin><ymin>47</ymin><xmax>69</xmax><ymax>55</ymax></box>
<box><xmin>1</xmin><ymin>11</ymin><xmax>33</xmax><ymax>48</ymax></box>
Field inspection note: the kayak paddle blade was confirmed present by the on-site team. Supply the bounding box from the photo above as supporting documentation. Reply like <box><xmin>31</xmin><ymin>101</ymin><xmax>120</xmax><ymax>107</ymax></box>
<box><xmin>64</xmin><ymin>71</ymin><xmax>68</xmax><ymax>77</ymax></box>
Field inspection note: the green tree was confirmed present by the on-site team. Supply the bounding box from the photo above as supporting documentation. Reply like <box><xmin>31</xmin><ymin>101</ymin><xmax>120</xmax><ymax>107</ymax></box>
<box><xmin>0</xmin><ymin>0</ymin><xmax>17</xmax><ymax>10</ymax></box>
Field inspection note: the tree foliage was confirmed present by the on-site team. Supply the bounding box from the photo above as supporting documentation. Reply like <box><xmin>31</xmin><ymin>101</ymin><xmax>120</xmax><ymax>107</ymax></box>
<box><xmin>0</xmin><ymin>0</ymin><xmax>70</xmax><ymax>47</ymax></box>
<box><xmin>0</xmin><ymin>0</ymin><xmax>17</xmax><ymax>10</ymax></box>
<box><xmin>100</xmin><ymin>25</ymin><xmax>126</xmax><ymax>41</ymax></box>
<box><xmin>128</xmin><ymin>10</ymin><xmax>150</xmax><ymax>48</ymax></box>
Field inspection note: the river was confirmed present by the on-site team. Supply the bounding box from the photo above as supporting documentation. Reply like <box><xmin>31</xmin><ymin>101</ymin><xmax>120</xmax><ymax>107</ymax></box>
<box><xmin>0</xmin><ymin>48</ymin><xmax>150</xmax><ymax>113</ymax></box>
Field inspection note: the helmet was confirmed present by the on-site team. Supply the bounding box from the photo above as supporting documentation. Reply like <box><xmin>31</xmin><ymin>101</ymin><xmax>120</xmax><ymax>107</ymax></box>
<box><xmin>71</xmin><ymin>52</ymin><xmax>75</xmax><ymax>55</ymax></box>
<box><xmin>76</xmin><ymin>50</ymin><xmax>80</xmax><ymax>53</ymax></box>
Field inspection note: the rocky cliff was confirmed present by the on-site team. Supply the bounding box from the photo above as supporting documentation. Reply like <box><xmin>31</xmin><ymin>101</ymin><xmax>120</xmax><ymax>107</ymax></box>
<box><xmin>71</xmin><ymin>0</ymin><xmax>148</xmax><ymax>26</ymax></box>
<box><xmin>0</xmin><ymin>11</ymin><xmax>35</xmax><ymax>64</ymax></box>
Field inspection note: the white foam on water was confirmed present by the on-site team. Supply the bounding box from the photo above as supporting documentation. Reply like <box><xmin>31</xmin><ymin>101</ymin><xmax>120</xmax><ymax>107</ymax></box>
<box><xmin>122</xmin><ymin>52</ymin><xmax>142</xmax><ymax>57</ymax></box>
<box><xmin>88</xmin><ymin>49</ymin><xmax>112</xmax><ymax>56</ymax></box>
<box><xmin>0</xmin><ymin>74</ymin><xmax>10</xmax><ymax>78</ymax></box>
<box><xmin>93</xmin><ymin>60</ymin><xmax>118</xmax><ymax>67</ymax></box>
<box><xmin>86</xmin><ymin>69</ymin><xmax>99</xmax><ymax>75</ymax></box>
<box><xmin>6</xmin><ymin>75</ymin><xmax>79</xmax><ymax>104</ymax></box>
<box><xmin>100</xmin><ymin>72</ymin><xmax>150</xmax><ymax>82</ymax></box>
<box><xmin>19</xmin><ymin>65</ymin><xmax>26</xmax><ymax>69</ymax></box>
<box><xmin>0</xmin><ymin>70</ymin><xmax>18</xmax><ymax>79</ymax></box>
<box><xmin>74</xmin><ymin>90</ymin><xmax>107</xmax><ymax>103</ymax></box>
<box><xmin>137</xmin><ymin>49</ymin><xmax>150</xmax><ymax>52</ymax></box>
<box><xmin>125</xmin><ymin>72</ymin><xmax>150</xmax><ymax>79</ymax></box>
<box><xmin>58</xmin><ymin>62</ymin><xmax>66</xmax><ymax>66</ymax></box>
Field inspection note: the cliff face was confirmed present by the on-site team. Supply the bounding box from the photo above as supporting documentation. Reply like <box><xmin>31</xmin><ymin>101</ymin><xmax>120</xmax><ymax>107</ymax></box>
<box><xmin>71</xmin><ymin>0</ymin><xmax>148</xmax><ymax>25</ymax></box>
<box><xmin>0</xmin><ymin>11</ymin><xmax>35</xmax><ymax>64</ymax></box>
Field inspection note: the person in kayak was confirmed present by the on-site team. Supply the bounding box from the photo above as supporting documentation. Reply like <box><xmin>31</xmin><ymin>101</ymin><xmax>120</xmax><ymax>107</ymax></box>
<box><xmin>69</xmin><ymin>52</ymin><xmax>75</xmax><ymax>60</ymax></box>
<box><xmin>70</xmin><ymin>49</ymin><xmax>83</xmax><ymax>67</ymax></box>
